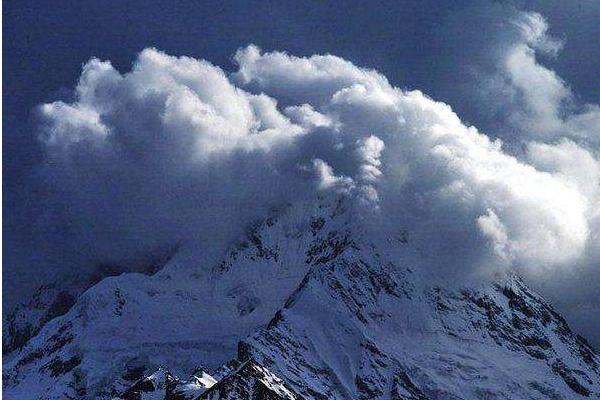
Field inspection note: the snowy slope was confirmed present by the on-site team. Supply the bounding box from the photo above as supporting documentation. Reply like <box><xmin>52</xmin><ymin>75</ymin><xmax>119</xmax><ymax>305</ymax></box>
<box><xmin>242</xmin><ymin>229</ymin><xmax>600</xmax><ymax>399</ymax></box>
<box><xmin>3</xmin><ymin>256</ymin><xmax>171</xmax><ymax>357</ymax></box>
<box><xmin>3</xmin><ymin>197</ymin><xmax>599</xmax><ymax>399</ymax></box>
<box><xmin>3</xmin><ymin>283</ymin><xmax>80</xmax><ymax>356</ymax></box>
<box><xmin>2</xmin><ymin>200</ymin><xmax>339</xmax><ymax>399</ymax></box>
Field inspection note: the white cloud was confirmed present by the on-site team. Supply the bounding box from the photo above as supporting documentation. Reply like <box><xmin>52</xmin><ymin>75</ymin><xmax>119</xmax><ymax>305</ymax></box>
<box><xmin>453</xmin><ymin>8</ymin><xmax>600</xmax><ymax>345</ymax></box>
<box><xmin>34</xmin><ymin>43</ymin><xmax>598</xmax><ymax>283</ymax></box>
<box><xmin>501</xmin><ymin>12</ymin><xmax>600</xmax><ymax>144</ymax></box>
<box><xmin>478</xmin><ymin>209</ymin><xmax>510</xmax><ymax>262</ymax></box>
<box><xmin>39</xmin><ymin>102</ymin><xmax>109</xmax><ymax>150</ymax></box>
<box><xmin>311</xmin><ymin>158</ymin><xmax>355</xmax><ymax>192</ymax></box>
<box><xmin>511</xmin><ymin>11</ymin><xmax>563</xmax><ymax>56</ymax></box>
<box><xmin>356</xmin><ymin>135</ymin><xmax>385</xmax><ymax>183</ymax></box>
<box><xmin>284</xmin><ymin>104</ymin><xmax>335</xmax><ymax>129</ymax></box>
<box><xmin>527</xmin><ymin>139</ymin><xmax>600</xmax><ymax>201</ymax></box>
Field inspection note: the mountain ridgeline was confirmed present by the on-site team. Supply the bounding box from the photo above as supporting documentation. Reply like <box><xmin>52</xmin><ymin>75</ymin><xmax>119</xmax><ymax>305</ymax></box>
<box><xmin>3</xmin><ymin>198</ymin><xmax>599</xmax><ymax>399</ymax></box>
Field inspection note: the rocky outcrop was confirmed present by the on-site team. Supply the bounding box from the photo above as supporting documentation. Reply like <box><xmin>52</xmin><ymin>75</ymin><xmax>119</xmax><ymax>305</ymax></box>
<box><xmin>196</xmin><ymin>360</ymin><xmax>302</xmax><ymax>400</ymax></box>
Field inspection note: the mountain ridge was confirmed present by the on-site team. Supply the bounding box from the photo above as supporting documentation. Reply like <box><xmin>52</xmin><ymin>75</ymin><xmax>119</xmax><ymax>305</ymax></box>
<box><xmin>3</xmin><ymin>197</ymin><xmax>599</xmax><ymax>399</ymax></box>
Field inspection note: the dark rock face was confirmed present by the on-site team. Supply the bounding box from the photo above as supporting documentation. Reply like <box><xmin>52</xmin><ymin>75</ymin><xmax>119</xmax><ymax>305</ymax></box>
<box><xmin>121</xmin><ymin>369</ymin><xmax>178</xmax><ymax>400</ymax></box>
<box><xmin>551</xmin><ymin>360</ymin><xmax>591</xmax><ymax>397</ymax></box>
<box><xmin>3</xmin><ymin>285</ymin><xmax>78</xmax><ymax>355</ymax></box>
<box><xmin>118</xmin><ymin>367</ymin><xmax>220</xmax><ymax>400</ymax></box>
<box><xmin>40</xmin><ymin>355</ymin><xmax>81</xmax><ymax>377</ymax></box>
<box><xmin>196</xmin><ymin>360</ymin><xmax>303</xmax><ymax>400</ymax></box>
<box><xmin>391</xmin><ymin>371</ymin><xmax>429</xmax><ymax>400</ymax></box>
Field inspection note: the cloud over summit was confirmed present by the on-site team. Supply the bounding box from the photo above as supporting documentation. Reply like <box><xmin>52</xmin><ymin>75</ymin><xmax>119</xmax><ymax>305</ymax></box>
<box><xmin>33</xmin><ymin>36</ymin><xmax>599</xmax><ymax>287</ymax></box>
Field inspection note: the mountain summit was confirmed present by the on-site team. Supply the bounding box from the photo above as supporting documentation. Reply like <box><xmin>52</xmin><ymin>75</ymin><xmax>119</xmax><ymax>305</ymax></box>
<box><xmin>4</xmin><ymin>198</ymin><xmax>599</xmax><ymax>399</ymax></box>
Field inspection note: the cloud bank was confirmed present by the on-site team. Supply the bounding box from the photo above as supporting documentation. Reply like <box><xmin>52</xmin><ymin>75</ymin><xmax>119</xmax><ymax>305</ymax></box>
<box><xmin>31</xmin><ymin>26</ymin><xmax>598</xmax><ymax>286</ymax></box>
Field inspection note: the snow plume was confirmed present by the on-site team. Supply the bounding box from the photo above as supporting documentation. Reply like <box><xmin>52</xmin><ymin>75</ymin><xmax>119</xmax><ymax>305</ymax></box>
<box><xmin>32</xmin><ymin>41</ymin><xmax>596</xmax><ymax>285</ymax></box>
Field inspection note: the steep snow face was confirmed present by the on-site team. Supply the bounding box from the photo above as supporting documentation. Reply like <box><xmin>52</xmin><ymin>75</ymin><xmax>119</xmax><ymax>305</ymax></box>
<box><xmin>242</xmin><ymin>234</ymin><xmax>600</xmax><ymax>399</ymax></box>
<box><xmin>3</xmin><ymin>284</ymin><xmax>80</xmax><ymax>356</ymax></box>
<box><xmin>3</xmin><ymin>258</ymin><xmax>171</xmax><ymax>358</ymax></box>
<box><xmin>2</xmin><ymin>199</ymin><xmax>352</xmax><ymax>399</ymax></box>
<box><xmin>3</xmin><ymin>198</ymin><xmax>599</xmax><ymax>399</ymax></box>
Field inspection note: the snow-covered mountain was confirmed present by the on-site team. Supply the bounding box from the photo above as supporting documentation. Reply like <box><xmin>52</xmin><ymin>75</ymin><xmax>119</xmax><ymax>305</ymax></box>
<box><xmin>3</xmin><ymin>198</ymin><xmax>599</xmax><ymax>399</ymax></box>
<box><xmin>3</xmin><ymin>253</ymin><xmax>173</xmax><ymax>356</ymax></box>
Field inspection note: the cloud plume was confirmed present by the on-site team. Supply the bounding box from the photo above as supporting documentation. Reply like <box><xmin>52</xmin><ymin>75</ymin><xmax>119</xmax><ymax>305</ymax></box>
<box><xmin>26</xmin><ymin>41</ymin><xmax>597</xmax><ymax>290</ymax></box>
<box><xmin>502</xmin><ymin>12</ymin><xmax>600</xmax><ymax>145</ymax></box>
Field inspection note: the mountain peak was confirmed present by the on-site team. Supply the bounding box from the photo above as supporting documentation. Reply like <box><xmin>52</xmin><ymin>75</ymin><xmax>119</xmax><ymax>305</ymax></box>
<box><xmin>3</xmin><ymin>199</ymin><xmax>599</xmax><ymax>399</ymax></box>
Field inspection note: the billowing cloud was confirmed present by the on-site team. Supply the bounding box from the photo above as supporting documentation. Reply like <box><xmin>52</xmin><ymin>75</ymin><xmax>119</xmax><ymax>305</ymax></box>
<box><xmin>488</xmin><ymin>12</ymin><xmax>600</xmax><ymax>273</ymax></box>
<box><xmin>451</xmin><ymin>8</ymin><xmax>600</xmax><ymax>345</ymax></box>
<box><xmin>29</xmin><ymin>42</ymin><xmax>597</xmax><ymax>289</ymax></box>
<box><xmin>35</xmin><ymin>49</ymin><xmax>317</xmax><ymax>270</ymax></box>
